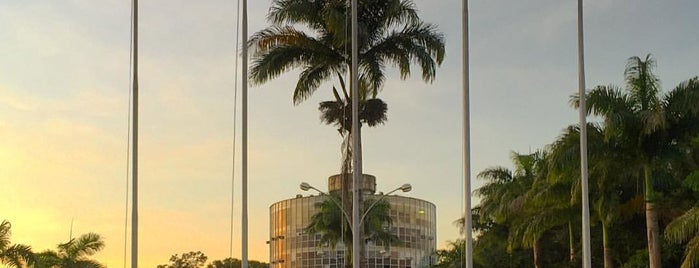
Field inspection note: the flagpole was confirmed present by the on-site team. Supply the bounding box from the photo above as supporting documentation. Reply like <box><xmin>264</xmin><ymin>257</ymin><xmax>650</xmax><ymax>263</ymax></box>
<box><xmin>130</xmin><ymin>0</ymin><xmax>138</xmax><ymax>267</ymax></box>
<box><xmin>577</xmin><ymin>0</ymin><xmax>592</xmax><ymax>267</ymax></box>
<box><xmin>350</xmin><ymin>0</ymin><xmax>361</xmax><ymax>267</ymax></box>
<box><xmin>241</xmin><ymin>0</ymin><xmax>249</xmax><ymax>267</ymax></box>
<box><xmin>461</xmin><ymin>0</ymin><xmax>473</xmax><ymax>267</ymax></box>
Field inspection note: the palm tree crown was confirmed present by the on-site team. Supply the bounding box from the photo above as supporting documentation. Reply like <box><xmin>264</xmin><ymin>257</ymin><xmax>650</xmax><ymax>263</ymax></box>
<box><xmin>0</xmin><ymin>220</ymin><xmax>34</xmax><ymax>268</ymax></box>
<box><xmin>249</xmin><ymin>0</ymin><xmax>445</xmax><ymax>104</ymax></box>
<box><xmin>33</xmin><ymin>233</ymin><xmax>105</xmax><ymax>268</ymax></box>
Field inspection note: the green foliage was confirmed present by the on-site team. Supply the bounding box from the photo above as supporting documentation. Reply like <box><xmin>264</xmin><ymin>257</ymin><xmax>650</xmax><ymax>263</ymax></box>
<box><xmin>0</xmin><ymin>220</ymin><xmax>34</xmax><ymax>268</ymax></box>
<box><xmin>250</xmin><ymin>0</ymin><xmax>445</xmax><ymax>105</ymax></box>
<box><xmin>157</xmin><ymin>251</ymin><xmax>208</xmax><ymax>268</ymax></box>
<box><xmin>304</xmin><ymin>195</ymin><xmax>399</xmax><ymax>267</ymax></box>
<box><xmin>33</xmin><ymin>232</ymin><xmax>105</xmax><ymax>268</ymax></box>
<box><xmin>206</xmin><ymin>258</ymin><xmax>266</xmax><ymax>268</ymax></box>
<box><xmin>449</xmin><ymin>56</ymin><xmax>699</xmax><ymax>267</ymax></box>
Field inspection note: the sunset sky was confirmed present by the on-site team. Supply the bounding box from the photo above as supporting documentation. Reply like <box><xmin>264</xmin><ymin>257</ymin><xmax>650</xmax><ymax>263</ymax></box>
<box><xmin>1</xmin><ymin>0</ymin><xmax>698</xmax><ymax>267</ymax></box>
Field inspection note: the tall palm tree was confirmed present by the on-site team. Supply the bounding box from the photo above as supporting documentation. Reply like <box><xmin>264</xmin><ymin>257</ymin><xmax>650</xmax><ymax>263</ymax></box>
<box><xmin>574</xmin><ymin>54</ymin><xmax>699</xmax><ymax>267</ymax></box>
<box><xmin>33</xmin><ymin>233</ymin><xmax>105</xmax><ymax>268</ymax></box>
<box><xmin>251</xmin><ymin>1</ymin><xmax>443</xmax><ymax>265</ymax></box>
<box><xmin>0</xmin><ymin>220</ymin><xmax>34</xmax><ymax>268</ymax></box>
<box><xmin>249</xmin><ymin>0</ymin><xmax>444</xmax><ymax>202</ymax></box>
<box><xmin>550</xmin><ymin>124</ymin><xmax>646</xmax><ymax>268</ymax></box>
<box><xmin>305</xmin><ymin>196</ymin><xmax>399</xmax><ymax>268</ymax></box>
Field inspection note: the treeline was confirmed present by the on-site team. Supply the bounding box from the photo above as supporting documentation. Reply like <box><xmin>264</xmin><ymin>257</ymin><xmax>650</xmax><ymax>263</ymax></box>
<box><xmin>156</xmin><ymin>251</ymin><xmax>268</xmax><ymax>268</ymax></box>
<box><xmin>435</xmin><ymin>55</ymin><xmax>699</xmax><ymax>268</ymax></box>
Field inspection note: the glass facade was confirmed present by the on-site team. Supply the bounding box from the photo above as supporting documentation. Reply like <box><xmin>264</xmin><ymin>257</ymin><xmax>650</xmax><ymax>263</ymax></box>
<box><xmin>269</xmin><ymin>189</ymin><xmax>436</xmax><ymax>268</ymax></box>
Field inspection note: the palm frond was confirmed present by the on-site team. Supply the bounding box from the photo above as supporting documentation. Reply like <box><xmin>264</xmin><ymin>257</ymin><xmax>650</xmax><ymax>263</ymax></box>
<box><xmin>74</xmin><ymin>258</ymin><xmax>106</xmax><ymax>268</ymax></box>
<box><xmin>267</xmin><ymin>0</ymin><xmax>326</xmax><ymax>28</ymax></box>
<box><xmin>476</xmin><ymin>167</ymin><xmax>513</xmax><ymax>183</ymax></box>
<box><xmin>72</xmin><ymin>233</ymin><xmax>104</xmax><ymax>257</ymax></box>
<box><xmin>665</xmin><ymin>207</ymin><xmax>699</xmax><ymax>243</ymax></box>
<box><xmin>665</xmin><ymin>76</ymin><xmax>699</xmax><ymax>118</ymax></box>
<box><xmin>680</xmin><ymin>235</ymin><xmax>699</xmax><ymax>268</ymax></box>
<box><xmin>0</xmin><ymin>220</ymin><xmax>11</xmax><ymax>251</ymax></box>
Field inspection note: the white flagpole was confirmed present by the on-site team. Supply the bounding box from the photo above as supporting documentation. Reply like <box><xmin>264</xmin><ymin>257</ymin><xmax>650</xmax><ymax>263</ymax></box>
<box><xmin>577</xmin><ymin>0</ymin><xmax>592</xmax><ymax>267</ymax></box>
<box><xmin>350</xmin><ymin>0</ymin><xmax>361</xmax><ymax>267</ymax></box>
<box><xmin>131</xmin><ymin>0</ymin><xmax>138</xmax><ymax>267</ymax></box>
<box><xmin>462</xmin><ymin>0</ymin><xmax>473</xmax><ymax>267</ymax></box>
<box><xmin>241</xmin><ymin>0</ymin><xmax>249</xmax><ymax>267</ymax></box>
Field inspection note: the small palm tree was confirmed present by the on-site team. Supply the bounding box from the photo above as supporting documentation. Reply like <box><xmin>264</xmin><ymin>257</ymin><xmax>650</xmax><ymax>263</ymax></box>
<box><xmin>0</xmin><ymin>220</ymin><xmax>34</xmax><ymax>267</ymax></box>
<box><xmin>33</xmin><ymin>233</ymin><xmax>105</xmax><ymax>268</ymax></box>
<box><xmin>475</xmin><ymin>152</ymin><xmax>553</xmax><ymax>268</ymax></box>
<box><xmin>305</xmin><ymin>196</ymin><xmax>399</xmax><ymax>268</ymax></box>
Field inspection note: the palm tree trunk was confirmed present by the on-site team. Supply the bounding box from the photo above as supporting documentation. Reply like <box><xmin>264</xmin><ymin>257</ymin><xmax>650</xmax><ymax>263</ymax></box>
<box><xmin>533</xmin><ymin>240</ymin><xmax>541</xmax><ymax>268</ymax></box>
<box><xmin>644</xmin><ymin>165</ymin><xmax>661</xmax><ymax>268</ymax></box>
<box><xmin>357</xmin><ymin>125</ymin><xmax>365</xmax><ymax>268</ymax></box>
<box><xmin>602</xmin><ymin>222</ymin><xmax>613</xmax><ymax>268</ymax></box>
<box><xmin>341</xmin><ymin>134</ymin><xmax>352</xmax><ymax>268</ymax></box>
<box><xmin>569</xmin><ymin>221</ymin><xmax>576</xmax><ymax>263</ymax></box>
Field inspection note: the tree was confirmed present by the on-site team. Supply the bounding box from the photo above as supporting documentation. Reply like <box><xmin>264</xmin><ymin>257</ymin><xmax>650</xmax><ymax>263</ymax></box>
<box><xmin>206</xmin><ymin>258</ymin><xmax>267</xmax><ymax>268</ymax></box>
<box><xmin>305</xmin><ymin>196</ymin><xmax>399</xmax><ymax>268</ymax></box>
<box><xmin>574</xmin><ymin>54</ymin><xmax>699</xmax><ymax>267</ymax></box>
<box><xmin>475</xmin><ymin>152</ymin><xmax>555</xmax><ymax>268</ymax></box>
<box><xmin>157</xmin><ymin>251</ymin><xmax>208</xmax><ymax>268</ymax></box>
<box><xmin>249</xmin><ymin>1</ymin><xmax>444</xmax><ymax>243</ymax></box>
<box><xmin>549</xmin><ymin>124</ymin><xmax>646</xmax><ymax>267</ymax></box>
<box><xmin>0</xmin><ymin>220</ymin><xmax>34</xmax><ymax>268</ymax></box>
<box><xmin>665</xmin><ymin>136</ymin><xmax>699</xmax><ymax>268</ymax></box>
<box><xmin>33</xmin><ymin>233</ymin><xmax>105</xmax><ymax>268</ymax></box>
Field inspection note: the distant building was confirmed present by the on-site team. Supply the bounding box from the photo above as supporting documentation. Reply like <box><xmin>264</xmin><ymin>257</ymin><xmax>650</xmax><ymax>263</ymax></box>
<box><xmin>269</xmin><ymin>174</ymin><xmax>437</xmax><ymax>268</ymax></box>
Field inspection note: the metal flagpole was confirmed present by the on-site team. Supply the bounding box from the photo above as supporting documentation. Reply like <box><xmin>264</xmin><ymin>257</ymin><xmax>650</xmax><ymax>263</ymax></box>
<box><xmin>131</xmin><ymin>0</ymin><xmax>139</xmax><ymax>267</ymax></box>
<box><xmin>462</xmin><ymin>0</ymin><xmax>473</xmax><ymax>267</ymax></box>
<box><xmin>241</xmin><ymin>0</ymin><xmax>249</xmax><ymax>267</ymax></box>
<box><xmin>577</xmin><ymin>0</ymin><xmax>592</xmax><ymax>267</ymax></box>
<box><xmin>350</xmin><ymin>0</ymin><xmax>361</xmax><ymax>267</ymax></box>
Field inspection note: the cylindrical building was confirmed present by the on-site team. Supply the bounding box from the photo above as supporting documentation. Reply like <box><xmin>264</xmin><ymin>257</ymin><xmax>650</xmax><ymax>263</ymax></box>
<box><xmin>269</xmin><ymin>174</ymin><xmax>437</xmax><ymax>268</ymax></box>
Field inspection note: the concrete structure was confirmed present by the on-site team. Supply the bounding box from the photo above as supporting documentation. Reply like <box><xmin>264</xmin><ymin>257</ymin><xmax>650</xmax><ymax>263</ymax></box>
<box><xmin>269</xmin><ymin>174</ymin><xmax>437</xmax><ymax>268</ymax></box>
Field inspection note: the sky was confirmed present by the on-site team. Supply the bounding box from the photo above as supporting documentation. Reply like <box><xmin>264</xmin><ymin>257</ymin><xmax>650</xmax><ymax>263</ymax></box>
<box><xmin>1</xmin><ymin>0</ymin><xmax>698</xmax><ymax>267</ymax></box>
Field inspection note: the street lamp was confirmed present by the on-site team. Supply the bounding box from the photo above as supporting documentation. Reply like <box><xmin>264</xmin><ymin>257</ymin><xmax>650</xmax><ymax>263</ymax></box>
<box><xmin>299</xmin><ymin>181</ymin><xmax>412</xmax><ymax>267</ymax></box>
<box><xmin>299</xmin><ymin>182</ymin><xmax>412</xmax><ymax>232</ymax></box>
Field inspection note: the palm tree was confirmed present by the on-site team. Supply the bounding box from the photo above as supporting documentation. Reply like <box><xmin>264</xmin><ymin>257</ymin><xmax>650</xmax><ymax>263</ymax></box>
<box><xmin>574</xmin><ymin>54</ymin><xmax>699</xmax><ymax>267</ymax></box>
<box><xmin>33</xmin><ymin>233</ymin><xmax>105</xmax><ymax>268</ymax></box>
<box><xmin>305</xmin><ymin>195</ymin><xmax>399</xmax><ymax>268</ymax></box>
<box><xmin>249</xmin><ymin>0</ymin><xmax>444</xmax><ymax>208</ymax></box>
<box><xmin>0</xmin><ymin>220</ymin><xmax>34</xmax><ymax>268</ymax></box>
<box><xmin>550</xmin><ymin>124</ymin><xmax>647</xmax><ymax>267</ymax></box>
<box><xmin>475</xmin><ymin>152</ymin><xmax>556</xmax><ymax>268</ymax></box>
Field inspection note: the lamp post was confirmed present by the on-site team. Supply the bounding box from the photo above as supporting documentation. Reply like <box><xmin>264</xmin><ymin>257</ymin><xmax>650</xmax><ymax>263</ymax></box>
<box><xmin>299</xmin><ymin>182</ymin><xmax>412</xmax><ymax>266</ymax></box>
<box><xmin>300</xmin><ymin>182</ymin><xmax>412</xmax><ymax>232</ymax></box>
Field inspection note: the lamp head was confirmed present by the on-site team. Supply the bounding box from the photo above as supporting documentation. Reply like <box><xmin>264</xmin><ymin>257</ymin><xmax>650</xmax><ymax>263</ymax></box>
<box><xmin>400</xmin><ymin>183</ymin><xmax>412</xmax><ymax>192</ymax></box>
<box><xmin>300</xmin><ymin>182</ymin><xmax>311</xmax><ymax>191</ymax></box>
